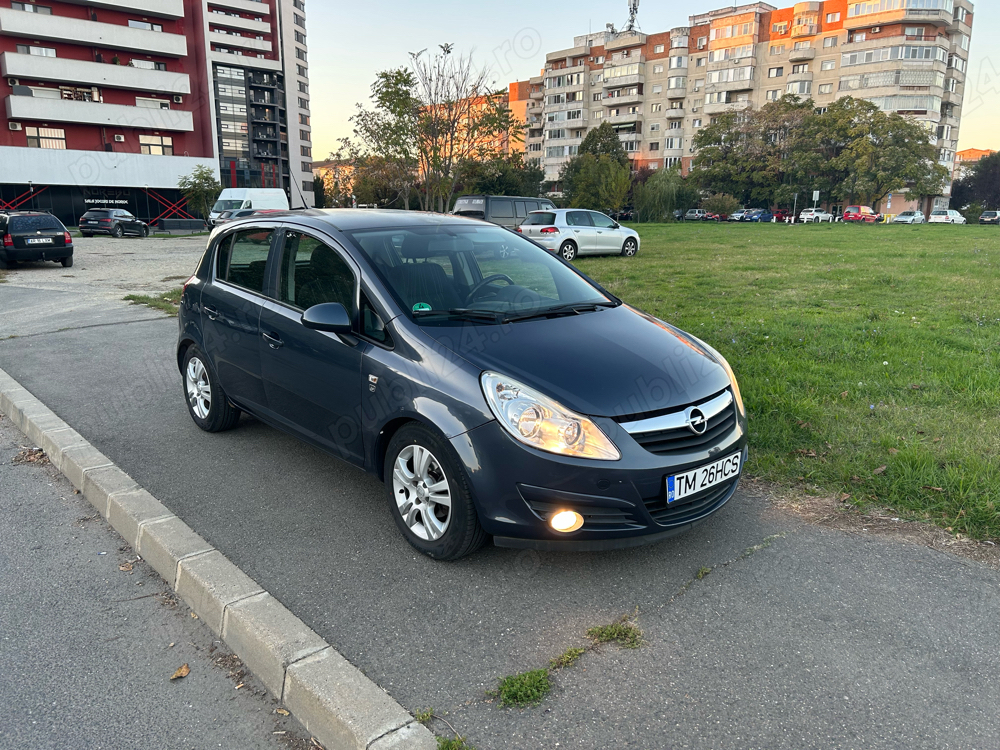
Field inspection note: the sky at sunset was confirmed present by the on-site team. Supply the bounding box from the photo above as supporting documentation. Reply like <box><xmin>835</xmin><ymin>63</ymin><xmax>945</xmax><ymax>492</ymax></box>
<box><xmin>310</xmin><ymin>1</ymin><xmax>998</xmax><ymax>159</ymax></box>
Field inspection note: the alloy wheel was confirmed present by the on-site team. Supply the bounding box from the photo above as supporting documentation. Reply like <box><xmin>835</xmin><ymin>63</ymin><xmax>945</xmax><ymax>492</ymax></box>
<box><xmin>391</xmin><ymin>444</ymin><xmax>452</xmax><ymax>541</ymax></box>
<box><xmin>622</xmin><ymin>239</ymin><xmax>638</xmax><ymax>256</ymax></box>
<box><xmin>185</xmin><ymin>356</ymin><xmax>212</xmax><ymax>420</ymax></box>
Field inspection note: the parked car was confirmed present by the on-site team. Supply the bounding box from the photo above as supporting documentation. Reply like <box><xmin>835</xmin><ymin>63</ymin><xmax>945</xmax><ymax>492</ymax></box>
<box><xmin>452</xmin><ymin>195</ymin><xmax>557</xmax><ymax>230</ymax></box>
<box><xmin>610</xmin><ymin>208</ymin><xmax>635</xmax><ymax>222</ymax></box>
<box><xmin>929</xmin><ymin>209</ymin><xmax>967</xmax><ymax>224</ymax></box>
<box><xmin>798</xmin><ymin>208</ymin><xmax>835</xmax><ymax>223</ymax></box>
<box><xmin>703</xmin><ymin>212</ymin><xmax>729</xmax><ymax>222</ymax></box>
<box><xmin>0</xmin><ymin>211</ymin><xmax>74</xmax><ymax>268</ymax></box>
<box><xmin>980</xmin><ymin>211</ymin><xmax>1000</xmax><ymax>225</ymax></box>
<box><xmin>209</xmin><ymin>188</ymin><xmax>289</xmax><ymax>226</ymax></box>
<box><xmin>842</xmin><ymin>206</ymin><xmax>878</xmax><ymax>223</ymax></box>
<box><xmin>79</xmin><ymin>208</ymin><xmax>150</xmax><ymax>238</ymax></box>
<box><xmin>893</xmin><ymin>211</ymin><xmax>926</xmax><ymax>225</ymax></box>
<box><xmin>673</xmin><ymin>209</ymin><xmax>686</xmax><ymax>222</ymax></box>
<box><xmin>517</xmin><ymin>209</ymin><xmax>640</xmax><ymax>261</ymax></box>
<box><xmin>684</xmin><ymin>209</ymin><xmax>707</xmax><ymax>221</ymax></box>
<box><xmin>728</xmin><ymin>209</ymin><xmax>750</xmax><ymax>222</ymax></box>
<box><xmin>750</xmin><ymin>210</ymin><xmax>774</xmax><ymax>223</ymax></box>
<box><xmin>177</xmin><ymin>210</ymin><xmax>747</xmax><ymax>559</ymax></box>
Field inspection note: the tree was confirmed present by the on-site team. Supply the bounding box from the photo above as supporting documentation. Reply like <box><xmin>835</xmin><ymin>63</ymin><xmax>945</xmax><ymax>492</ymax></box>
<box><xmin>178</xmin><ymin>165</ymin><xmax>221</xmax><ymax>221</ymax></box>
<box><xmin>702</xmin><ymin>194</ymin><xmax>741</xmax><ymax>217</ymax></box>
<box><xmin>566</xmin><ymin>154</ymin><xmax>630</xmax><ymax>212</ymax></box>
<box><xmin>633</xmin><ymin>165</ymin><xmax>700</xmax><ymax>222</ymax></box>
<box><xmin>579</xmin><ymin>122</ymin><xmax>629</xmax><ymax>167</ymax></box>
<box><xmin>951</xmin><ymin>152</ymin><xmax>1000</xmax><ymax>210</ymax></box>
<box><xmin>312</xmin><ymin>174</ymin><xmax>327</xmax><ymax>208</ymax></box>
<box><xmin>461</xmin><ymin>153</ymin><xmax>543</xmax><ymax>198</ymax></box>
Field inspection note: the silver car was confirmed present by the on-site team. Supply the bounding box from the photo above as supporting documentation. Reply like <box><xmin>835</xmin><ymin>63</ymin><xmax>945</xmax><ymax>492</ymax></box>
<box><xmin>893</xmin><ymin>211</ymin><xmax>926</xmax><ymax>225</ymax></box>
<box><xmin>517</xmin><ymin>209</ymin><xmax>641</xmax><ymax>261</ymax></box>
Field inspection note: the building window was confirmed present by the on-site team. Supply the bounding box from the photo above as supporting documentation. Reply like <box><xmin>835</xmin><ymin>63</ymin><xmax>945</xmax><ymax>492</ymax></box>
<box><xmin>139</xmin><ymin>134</ymin><xmax>174</xmax><ymax>155</ymax></box>
<box><xmin>692</xmin><ymin>119</ymin><xmax>702</xmax><ymax>127</ymax></box>
<box><xmin>826</xmin><ymin>12</ymin><xmax>841</xmax><ymax>23</ymax></box>
<box><xmin>129</xmin><ymin>20</ymin><xmax>164</xmax><ymax>32</ymax></box>
<box><xmin>300</xmin><ymin>129</ymin><xmax>311</xmax><ymax>141</ymax></box>
<box><xmin>136</xmin><ymin>96</ymin><xmax>170</xmax><ymax>110</ymax></box>
<box><xmin>668</xmin><ymin>121</ymin><xmax>681</xmax><ymax>130</ymax></box>
<box><xmin>793</xmin><ymin>41</ymin><xmax>811</xmax><ymax>50</ymax></box>
<box><xmin>770</xmin><ymin>45</ymin><xmax>785</xmax><ymax>55</ymax></box>
<box><xmin>592</xmin><ymin>110</ymin><xmax>603</xmax><ymax>119</ymax></box>
<box><xmin>649</xmin><ymin>142</ymin><xmax>659</xmax><ymax>151</ymax></box>
<box><xmin>823</xmin><ymin>36</ymin><xmax>838</xmax><ymax>48</ymax></box>
<box><xmin>650</xmin><ymin>103</ymin><xmax>662</xmax><ymax>112</ymax></box>
<box><xmin>301</xmin><ymin>145</ymin><xmax>311</xmax><ymax>156</ymax></box>
<box><xmin>296</xmin><ymin>48</ymin><xmax>307</xmax><ymax>61</ymax></box>
<box><xmin>821</xmin><ymin>59</ymin><xmax>836</xmax><ymax>71</ymax></box>
<box><xmin>293</xmin><ymin>0</ymin><xmax>305</xmax><ymax>8</ymax></box>
<box><xmin>653</xmin><ymin>64</ymin><xmax>664</xmax><ymax>73</ymax></box>
<box><xmin>25</xmin><ymin>126</ymin><xmax>65</xmax><ymax>149</ymax></box>
<box><xmin>665</xmin><ymin>157</ymin><xmax>682</xmax><ymax>168</ymax></box>
<box><xmin>649</xmin><ymin>123</ymin><xmax>660</xmax><ymax>131</ymax></box>
<box><xmin>818</xmin><ymin>83</ymin><xmax>834</xmax><ymax>94</ymax></box>
<box><xmin>652</xmin><ymin>84</ymin><xmax>662</xmax><ymax>94</ymax></box>
<box><xmin>299</xmin><ymin>114</ymin><xmax>310</xmax><ymax>125</ymax></box>
<box><xmin>298</xmin><ymin>97</ymin><xmax>309</xmax><ymax>110</ymax></box>
<box><xmin>302</xmin><ymin>161</ymin><xmax>312</xmax><ymax>172</ymax></box>
<box><xmin>766</xmin><ymin>89</ymin><xmax>781</xmax><ymax>100</ymax></box>
<box><xmin>772</xmin><ymin>23</ymin><xmax>788</xmax><ymax>34</ymax></box>
<box><xmin>654</xmin><ymin>44</ymin><xmax>664</xmax><ymax>53</ymax></box>
<box><xmin>592</xmin><ymin>92</ymin><xmax>603</xmax><ymax>102</ymax></box>
<box><xmin>11</xmin><ymin>2</ymin><xmax>52</xmax><ymax>12</ymax></box>
<box><xmin>297</xmin><ymin>64</ymin><xmax>308</xmax><ymax>77</ymax></box>
<box><xmin>791</xmin><ymin>63</ymin><xmax>809</xmax><ymax>74</ymax></box>
<box><xmin>298</xmin><ymin>81</ymin><xmax>308</xmax><ymax>93</ymax></box>
<box><xmin>768</xmin><ymin>67</ymin><xmax>784</xmax><ymax>78</ymax></box>
<box><xmin>130</xmin><ymin>59</ymin><xmax>168</xmax><ymax>71</ymax></box>
<box><xmin>295</xmin><ymin>31</ymin><xmax>307</xmax><ymax>44</ymax></box>
<box><xmin>15</xmin><ymin>44</ymin><xmax>56</xmax><ymax>57</ymax></box>
<box><xmin>303</xmin><ymin>180</ymin><xmax>314</xmax><ymax>192</ymax></box>
<box><xmin>787</xmin><ymin>81</ymin><xmax>812</xmax><ymax>95</ymax></box>
<box><xmin>295</xmin><ymin>13</ymin><xmax>306</xmax><ymax>27</ymax></box>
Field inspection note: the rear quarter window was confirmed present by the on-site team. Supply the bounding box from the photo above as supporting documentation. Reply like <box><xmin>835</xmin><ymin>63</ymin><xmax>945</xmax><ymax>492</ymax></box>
<box><xmin>10</xmin><ymin>215</ymin><xmax>65</xmax><ymax>232</ymax></box>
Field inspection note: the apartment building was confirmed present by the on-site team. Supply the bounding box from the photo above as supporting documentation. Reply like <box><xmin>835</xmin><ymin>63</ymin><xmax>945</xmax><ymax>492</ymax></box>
<box><xmin>0</xmin><ymin>0</ymin><xmax>311</xmax><ymax>227</ymax></box>
<box><xmin>531</xmin><ymin>0</ymin><xmax>974</xmax><ymax>213</ymax></box>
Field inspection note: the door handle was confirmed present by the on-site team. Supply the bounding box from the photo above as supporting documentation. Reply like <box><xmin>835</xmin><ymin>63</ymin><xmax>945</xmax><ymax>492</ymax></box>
<box><xmin>203</xmin><ymin>305</ymin><xmax>219</xmax><ymax>321</ymax></box>
<box><xmin>262</xmin><ymin>331</ymin><xmax>283</xmax><ymax>349</ymax></box>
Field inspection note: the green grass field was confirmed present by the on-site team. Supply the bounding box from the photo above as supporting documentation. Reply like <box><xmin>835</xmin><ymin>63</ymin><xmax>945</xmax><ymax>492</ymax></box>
<box><xmin>576</xmin><ymin>223</ymin><xmax>1000</xmax><ymax>540</ymax></box>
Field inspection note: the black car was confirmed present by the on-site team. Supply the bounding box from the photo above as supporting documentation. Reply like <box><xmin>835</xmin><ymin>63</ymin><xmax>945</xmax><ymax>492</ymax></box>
<box><xmin>79</xmin><ymin>208</ymin><xmax>150</xmax><ymax>238</ymax></box>
<box><xmin>0</xmin><ymin>211</ymin><xmax>74</xmax><ymax>268</ymax></box>
<box><xmin>177</xmin><ymin>211</ymin><xmax>747</xmax><ymax>560</ymax></box>
<box><xmin>980</xmin><ymin>211</ymin><xmax>999</xmax><ymax>225</ymax></box>
<box><xmin>452</xmin><ymin>195</ymin><xmax>557</xmax><ymax>230</ymax></box>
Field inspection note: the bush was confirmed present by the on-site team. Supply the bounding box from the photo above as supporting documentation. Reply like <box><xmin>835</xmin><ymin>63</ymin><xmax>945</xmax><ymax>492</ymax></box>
<box><xmin>701</xmin><ymin>193</ymin><xmax>741</xmax><ymax>217</ymax></box>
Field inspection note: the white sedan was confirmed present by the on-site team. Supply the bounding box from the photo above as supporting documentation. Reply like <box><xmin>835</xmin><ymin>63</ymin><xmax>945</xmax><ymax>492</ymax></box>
<box><xmin>893</xmin><ymin>211</ymin><xmax>926</xmax><ymax>224</ymax></box>
<box><xmin>929</xmin><ymin>209</ymin><xmax>967</xmax><ymax>224</ymax></box>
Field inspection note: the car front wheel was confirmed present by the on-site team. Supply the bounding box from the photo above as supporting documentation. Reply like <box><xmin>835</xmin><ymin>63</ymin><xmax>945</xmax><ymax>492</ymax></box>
<box><xmin>61</xmin><ymin>256</ymin><xmax>73</xmax><ymax>268</ymax></box>
<box><xmin>141</xmin><ymin>226</ymin><xmax>150</xmax><ymax>238</ymax></box>
<box><xmin>621</xmin><ymin>238</ymin><xmax>638</xmax><ymax>257</ymax></box>
<box><xmin>182</xmin><ymin>347</ymin><xmax>241</xmax><ymax>432</ymax></box>
<box><xmin>385</xmin><ymin>423</ymin><xmax>486</xmax><ymax>560</ymax></box>
<box><xmin>559</xmin><ymin>241</ymin><xmax>578</xmax><ymax>261</ymax></box>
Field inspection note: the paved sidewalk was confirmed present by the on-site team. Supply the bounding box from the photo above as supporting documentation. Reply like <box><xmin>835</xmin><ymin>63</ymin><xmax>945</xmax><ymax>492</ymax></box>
<box><xmin>0</xmin><ymin>415</ymin><xmax>315</xmax><ymax>750</ymax></box>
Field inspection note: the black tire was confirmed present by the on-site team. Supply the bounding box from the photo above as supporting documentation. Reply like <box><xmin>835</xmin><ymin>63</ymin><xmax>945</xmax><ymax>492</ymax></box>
<box><xmin>384</xmin><ymin>423</ymin><xmax>487</xmax><ymax>561</ymax></box>
<box><xmin>181</xmin><ymin>346</ymin><xmax>241</xmax><ymax>432</ymax></box>
<box><xmin>61</xmin><ymin>256</ymin><xmax>73</xmax><ymax>268</ymax></box>
<box><xmin>141</xmin><ymin>225</ymin><xmax>149</xmax><ymax>238</ymax></box>
<box><xmin>112</xmin><ymin>224</ymin><xmax>124</xmax><ymax>238</ymax></box>
<box><xmin>559</xmin><ymin>241</ymin><xmax>578</xmax><ymax>262</ymax></box>
<box><xmin>0</xmin><ymin>256</ymin><xmax>12</xmax><ymax>270</ymax></box>
<box><xmin>81</xmin><ymin>232</ymin><xmax>93</xmax><ymax>238</ymax></box>
<box><xmin>621</xmin><ymin>237</ymin><xmax>638</xmax><ymax>257</ymax></box>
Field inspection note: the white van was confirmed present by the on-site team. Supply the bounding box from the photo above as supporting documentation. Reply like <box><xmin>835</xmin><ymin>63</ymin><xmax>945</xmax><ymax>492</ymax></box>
<box><xmin>209</xmin><ymin>188</ymin><xmax>288</xmax><ymax>225</ymax></box>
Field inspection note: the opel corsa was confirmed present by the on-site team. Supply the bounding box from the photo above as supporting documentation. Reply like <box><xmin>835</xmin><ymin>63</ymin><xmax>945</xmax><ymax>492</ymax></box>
<box><xmin>177</xmin><ymin>211</ymin><xmax>748</xmax><ymax>560</ymax></box>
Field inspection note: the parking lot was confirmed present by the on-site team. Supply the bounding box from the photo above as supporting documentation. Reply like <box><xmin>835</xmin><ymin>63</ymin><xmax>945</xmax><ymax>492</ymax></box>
<box><xmin>2</xmin><ymin>235</ymin><xmax>999</xmax><ymax>749</ymax></box>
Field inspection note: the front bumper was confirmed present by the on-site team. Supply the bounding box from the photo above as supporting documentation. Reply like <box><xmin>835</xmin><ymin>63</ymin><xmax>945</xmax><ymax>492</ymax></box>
<box><xmin>451</xmin><ymin>414</ymin><xmax>748</xmax><ymax>551</ymax></box>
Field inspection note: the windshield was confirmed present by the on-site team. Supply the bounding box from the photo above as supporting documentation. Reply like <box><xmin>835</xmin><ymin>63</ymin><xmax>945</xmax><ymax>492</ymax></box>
<box><xmin>213</xmin><ymin>200</ymin><xmax>244</xmax><ymax>212</ymax></box>
<box><xmin>344</xmin><ymin>224</ymin><xmax>613</xmax><ymax>324</ymax></box>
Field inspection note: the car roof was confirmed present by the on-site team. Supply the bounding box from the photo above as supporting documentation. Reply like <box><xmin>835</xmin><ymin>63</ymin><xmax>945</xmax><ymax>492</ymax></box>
<box><xmin>221</xmin><ymin>208</ymin><xmax>495</xmax><ymax>233</ymax></box>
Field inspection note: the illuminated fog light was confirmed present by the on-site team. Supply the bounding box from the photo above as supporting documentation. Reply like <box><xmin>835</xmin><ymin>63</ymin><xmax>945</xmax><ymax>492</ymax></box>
<box><xmin>550</xmin><ymin>510</ymin><xmax>584</xmax><ymax>533</ymax></box>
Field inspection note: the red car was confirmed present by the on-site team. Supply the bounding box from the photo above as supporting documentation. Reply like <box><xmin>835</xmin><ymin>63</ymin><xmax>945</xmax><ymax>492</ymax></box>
<box><xmin>703</xmin><ymin>212</ymin><xmax>729</xmax><ymax>222</ymax></box>
<box><xmin>843</xmin><ymin>205</ymin><xmax>878</xmax><ymax>223</ymax></box>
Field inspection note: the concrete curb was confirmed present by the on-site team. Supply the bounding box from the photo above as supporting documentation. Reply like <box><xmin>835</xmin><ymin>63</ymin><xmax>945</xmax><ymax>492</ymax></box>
<box><xmin>0</xmin><ymin>367</ymin><xmax>437</xmax><ymax>750</ymax></box>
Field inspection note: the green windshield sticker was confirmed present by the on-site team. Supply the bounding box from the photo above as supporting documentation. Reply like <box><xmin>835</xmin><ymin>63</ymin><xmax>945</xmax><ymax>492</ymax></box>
<box><xmin>412</xmin><ymin>303</ymin><xmax>433</xmax><ymax>312</ymax></box>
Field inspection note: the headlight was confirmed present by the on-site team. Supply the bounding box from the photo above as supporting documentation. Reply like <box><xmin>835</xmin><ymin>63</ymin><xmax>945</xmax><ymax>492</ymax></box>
<box><xmin>696</xmin><ymin>340</ymin><xmax>745</xmax><ymax>419</ymax></box>
<box><xmin>480</xmin><ymin>372</ymin><xmax>621</xmax><ymax>461</ymax></box>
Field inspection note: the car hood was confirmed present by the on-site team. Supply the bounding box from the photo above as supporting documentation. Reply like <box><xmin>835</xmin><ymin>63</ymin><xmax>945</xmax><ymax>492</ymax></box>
<box><xmin>418</xmin><ymin>304</ymin><xmax>732</xmax><ymax>418</ymax></box>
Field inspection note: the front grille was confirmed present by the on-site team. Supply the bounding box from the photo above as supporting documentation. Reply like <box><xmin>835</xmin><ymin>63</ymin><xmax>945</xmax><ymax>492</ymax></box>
<box><xmin>643</xmin><ymin>479</ymin><xmax>736</xmax><ymax>526</ymax></box>
<box><xmin>630</xmin><ymin>402</ymin><xmax>737</xmax><ymax>456</ymax></box>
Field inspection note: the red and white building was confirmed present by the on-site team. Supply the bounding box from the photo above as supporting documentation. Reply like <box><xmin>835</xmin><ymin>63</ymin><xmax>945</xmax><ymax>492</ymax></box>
<box><xmin>0</xmin><ymin>0</ymin><xmax>312</xmax><ymax>226</ymax></box>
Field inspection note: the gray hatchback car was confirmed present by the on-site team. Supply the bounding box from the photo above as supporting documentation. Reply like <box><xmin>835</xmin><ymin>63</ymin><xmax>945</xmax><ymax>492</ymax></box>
<box><xmin>517</xmin><ymin>209</ymin><xmax>641</xmax><ymax>261</ymax></box>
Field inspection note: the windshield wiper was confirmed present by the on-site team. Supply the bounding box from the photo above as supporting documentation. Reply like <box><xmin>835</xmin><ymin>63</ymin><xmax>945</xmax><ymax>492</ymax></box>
<box><xmin>502</xmin><ymin>301</ymin><xmax>617</xmax><ymax>324</ymax></box>
<box><xmin>412</xmin><ymin>308</ymin><xmax>503</xmax><ymax>324</ymax></box>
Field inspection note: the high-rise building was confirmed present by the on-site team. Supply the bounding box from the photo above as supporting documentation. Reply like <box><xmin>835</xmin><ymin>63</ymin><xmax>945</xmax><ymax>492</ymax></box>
<box><xmin>532</xmin><ymin>0</ymin><xmax>974</xmax><ymax>214</ymax></box>
<box><xmin>0</xmin><ymin>0</ymin><xmax>311</xmax><ymax>227</ymax></box>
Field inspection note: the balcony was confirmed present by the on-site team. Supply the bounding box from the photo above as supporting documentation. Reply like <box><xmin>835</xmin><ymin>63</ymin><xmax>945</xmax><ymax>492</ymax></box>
<box><xmin>1</xmin><ymin>52</ymin><xmax>190</xmax><ymax>95</ymax></box>
<box><xmin>58</xmin><ymin>0</ymin><xmax>184</xmax><ymax>18</ymax></box>
<box><xmin>788</xmin><ymin>48</ymin><xmax>816</xmax><ymax>62</ymax></box>
<box><xmin>703</xmin><ymin>99</ymin><xmax>751</xmax><ymax>115</ymax></box>
<box><xmin>791</xmin><ymin>23</ymin><xmax>818</xmax><ymax>37</ymax></box>
<box><xmin>844</xmin><ymin>7</ymin><xmax>953</xmax><ymax>30</ymax></box>
<box><xmin>208</xmin><ymin>31</ymin><xmax>272</xmax><ymax>53</ymax></box>
<box><xmin>666</xmin><ymin>88</ymin><xmax>687</xmax><ymax>99</ymax></box>
<box><xmin>665</xmin><ymin>108</ymin><xmax>685</xmax><ymax>119</ymax></box>
<box><xmin>208</xmin><ymin>14</ymin><xmax>271</xmax><ymax>35</ymax></box>
<box><xmin>209</xmin><ymin>50</ymin><xmax>281</xmax><ymax>71</ymax></box>
<box><xmin>708</xmin><ymin>78</ymin><xmax>755</xmax><ymax>93</ymax></box>
<box><xmin>607</xmin><ymin>112</ymin><xmax>643</xmax><ymax>125</ymax></box>
<box><xmin>787</xmin><ymin>71</ymin><xmax>814</xmax><ymax>83</ymax></box>
<box><xmin>530</xmin><ymin>89</ymin><xmax>544</xmax><ymax>100</ymax></box>
<box><xmin>605</xmin><ymin>93</ymin><xmax>644</xmax><ymax>107</ymax></box>
<box><xmin>6</xmin><ymin>94</ymin><xmax>194</xmax><ymax>131</ymax></box>
<box><xmin>207</xmin><ymin>0</ymin><xmax>272</xmax><ymax>14</ymax></box>
<box><xmin>604</xmin><ymin>74</ymin><xmax>643</xmax><ymax>89</ymax></box>
<box><xmin>0</xmin><ymin>9</ymin><xmax>187</xmax><ymax>57</ymax></box>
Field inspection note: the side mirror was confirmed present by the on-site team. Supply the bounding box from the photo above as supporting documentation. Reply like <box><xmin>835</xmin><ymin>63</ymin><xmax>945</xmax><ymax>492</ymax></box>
<box><xmin>301</xmin><ymin>302</ymin><xmax>352</xmax><ymax>333</ymax></box>
<box><xmin>612</xmin><ymin>222</ymin><xmax>621</xmax><ymax>229</ymax></box>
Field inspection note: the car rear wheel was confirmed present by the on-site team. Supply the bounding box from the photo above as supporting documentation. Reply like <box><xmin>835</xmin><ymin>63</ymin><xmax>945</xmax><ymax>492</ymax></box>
<box><xmin>112</xmin><ymin>225</ymin><xmax>124</xmax><ymax>238</ymax></box>
<box><xmin>385</xmin><ymin>423</ymin><xmax>486</xmax><ymax>561</ymax></box>
<box><xmin>621</xmin><ymin>238</ymin><xmax>638</xmax><ymax>257</ymax></box>
<box><xmin>182</xmin><ymin>347</ymin><xmax>241</xmax><ymax>432</ymax></box>
<box><xmin>559</xmin><ymin>241</ymin><xmax>578</xmax><ymax>262</ymax></box>
<box><xmin>61</xmin><ymin>256</ymin><xmax>73</xmax><ymax>268</ymax></box>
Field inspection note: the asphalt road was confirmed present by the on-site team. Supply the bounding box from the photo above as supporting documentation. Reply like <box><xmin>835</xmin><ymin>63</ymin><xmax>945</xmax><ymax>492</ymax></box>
<box><xmin>1</xmin><ymin>238</ymin><xmax>998</xmax><ymax>749</ymax></box>
<box><xmin>0</xmin><ymin>415</ymin><xmax>313</xmax><ymax>749</ymax></box>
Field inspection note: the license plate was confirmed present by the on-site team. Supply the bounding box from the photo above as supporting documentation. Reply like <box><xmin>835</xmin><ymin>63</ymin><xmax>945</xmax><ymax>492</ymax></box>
<box><xmin>27</xmin><ymin>238</ymin><xmax>53</xmax><ymax>244</ymax></box>
<box><xmin>667</xmin><ymin>452</ymin><xmax>742</xmax><ymax>504</ymax></box>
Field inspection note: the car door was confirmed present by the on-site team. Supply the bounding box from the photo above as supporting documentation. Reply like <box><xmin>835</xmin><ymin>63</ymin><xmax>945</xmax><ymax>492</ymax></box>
<box><xmin>257</xmin><ymin>228</ymin><xmax>367</xmax><ymax>464</ymax></box>
<box><xmin>565</xmin><ymin>211</ymin><xmax>597</xmax><ymax>253</ymax></box>
<box><xmin>199</xmin><ymin>226</ymin><xmax>275</xmax><ymax>412</ymax></box>
<box><xmin>119</xmin><ymin>211</ymin><xmax>137</xmax><ymax>234</ymax></box>
<box><xmin>589</xmin><ymin>211</ymin><xmax>622</xmax><ymax>253</ymax></box>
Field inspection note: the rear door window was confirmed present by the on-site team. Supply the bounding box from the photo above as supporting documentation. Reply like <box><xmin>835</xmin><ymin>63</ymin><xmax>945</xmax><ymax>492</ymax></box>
<box><xmin>566</xmin><ymin>211</ymin><xmax>593</xmax><ymax>227</ymax></box>
<box><xmin>9</xmin><ymin>215</ymin><xmax>64</xmax><ymax>233</ymax></box>
<box><xmin>490</xmin><ymin>199</ymin><xmax>514</xmax><ymax>219</ymax></box>
<box><xmin>217</xmin><ymin>228</ymin><xmax>274</xmax><ymax>294</ymax></box>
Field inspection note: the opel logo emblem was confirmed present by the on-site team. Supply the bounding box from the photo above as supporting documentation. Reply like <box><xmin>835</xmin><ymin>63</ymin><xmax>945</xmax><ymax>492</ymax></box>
<box><xmin>686</xmin><ymin>407</ymin><xmax>708</xmax><ymax>436</ymax></box>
